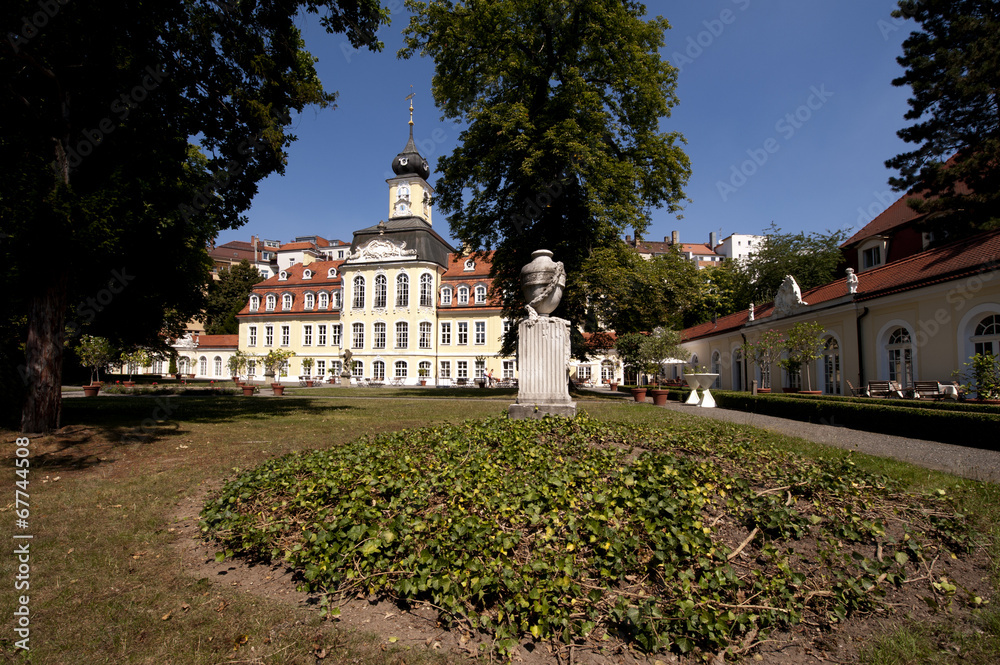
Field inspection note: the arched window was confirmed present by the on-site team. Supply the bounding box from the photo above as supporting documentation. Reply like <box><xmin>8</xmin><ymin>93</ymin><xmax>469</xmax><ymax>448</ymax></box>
<box><xmin>249</xmin><ymin>295</ymin><xmax>260</xmax><ymax>312</ymax></box>
<box><xmin>304</xmin><ymin>293</ymin><xmax>315</xmax><ymax>310</ymax></box>
<box><xmin>265</xmin><ymin>294</ymin><xmax>276</xmax><ymax>311</ymax></box>
<box><xmin>372</xmin><ymin>360</ymin><xmax>385</xmax><ymax>381</ymax></box>
<box><xmin>352</xmin><ymin>275</ymin><xmax>365</xmax><ymax>309</ymax></box>
<box><xmin>419</xmin><ymin>274</ymin><xmax>433</xmax><ymax>307</ymax></box>
<box><xmin>823</xmin><ymin>337</ymin><xmax>841</xmax><ymax>395</ymax></box>
<box><xmin>396</xmin><ymin>273</ymin><xmax>409</xmax><ymax>307</ymax></box>
<box><xmin>199</xmin><ymin>356</ymin><xmax>207</xmax><ymax>375</ymax></box>
<box><xmin>474</xmin><ymin>284</ymin><xmax>487</xmax><ymax>304</ymax></box>
<box><xmin>732</xmin><ymin>349</ymin><xmax>743</xmax><ymax>392</ymax></box>
<box><xmin>457</xmin><ymin>286</ymin><xmax>469</xmax><ymax>305</ymax></box>
<box><xmin>419</xmin><ymin>360</ymin><xmax>432</xmax><ymax>378</ymax></box>
<box><xmin>327</xmin><ymin>267</ymin><xmax>337</xmax><ymax>278</ymax></box>
<box><xmin>419</xmin><ymin>321</ymin><xmax>432</xmax><ymax>349</ymax></box>
<box><xmin>318</xmin><ymin>292</ymin><xmax>329</xmax><ymax>309</ymax></box>
<box><xmin>464</xmin><ymin>259</ymin><xmax>475</xmax><ymax>271</ymax></box>
<box><xmin>214</xmin><ymin>356</ymin><xmax>222</xmax><ymax>376</ymax></box>
<box><xmin>303</xmin><ymin>269</ymin><xmax>312</xmax><ymax>280</ymax></box>
<box><xmin>441</xmin><ymin>287</ymin><xmax>452</xmax><ymax>306</ymax></box>
<box><xmin>394</xmin><ymin>360</ymin><xmax>408</xmax><ymax>378</ymax></box>
<box><xmin>973</xmin><ymin>314</ymin><xmax>1000</xmax><ymax>356</ymax></box>
<box><xmin>886</xmin><ymin>327</ymin><xmax>913</xmax><ymax>387</ymax></box>
<box><xmin>178</xmin><ymin>357</ymin><xmax>190</xmax><ymax>374</ymax></box>
<box><xmin>278</xmin><ymin>270</ymin><xmax>288</xmax><ymax>281</ymax></box>
<box><xmin>373</xmin><ymin>322</ymin><xmax>386</xmax><ymax>349</ymax></box>
<box><xmin>334</xmin><ymin>289</ymin><xmax>342</xmax><ymax>309</ymax></box>
<box><xmin>352</xmin><ymin>322</ymin><xmax>365</xmax><ymax>349</ymax></box>
<box><xmin>396</xmin><ymin>321</ymin><xmax>409</xmax><ymax>349</ymax></box>
<box><xmin>374</xmin><ymin>274</ymin><xmax>387</xmax><ymax>308</ymax></box>
<box><xmin>352</xmin><ymin>360</ymin><xmax>364</xmax><ymax>378</ymax></box>
<box><xmin>282</xmin><ymin>293</ymin><xmax>293</xmax><ymax>310</ymax></box>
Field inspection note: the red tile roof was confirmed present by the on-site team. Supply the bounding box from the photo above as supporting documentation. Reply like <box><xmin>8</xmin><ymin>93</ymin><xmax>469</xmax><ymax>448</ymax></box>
<box><xmin>442</xmin><ymin>252</ymin><xmax>493</xmax><ymax>278</ymax></box>
<box><xmin>842</xmin><ymin>178</ymin><xmax>970</xmax><ymax>248</ymax></box>
<box><xmin>196</xmin><ymin>334</ymin><xmax>239</xmax><ymax>348</ymax></box>
<box><xmin>277</xmin><ymin>241</ymin><xmax>323</xmax><ymax>252</ymax></box>
<box><xmin>683</xmin><ymin>228</ymin><xmax>1000</xmax><ymax>341</ymax></box>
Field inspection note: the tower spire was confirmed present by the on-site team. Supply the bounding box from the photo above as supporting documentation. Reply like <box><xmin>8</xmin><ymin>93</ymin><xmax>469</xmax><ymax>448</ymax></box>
<box><xmin>405</xmin><ymin>86</ymin><xmax>415</xmax><ymax>137</ymax></box>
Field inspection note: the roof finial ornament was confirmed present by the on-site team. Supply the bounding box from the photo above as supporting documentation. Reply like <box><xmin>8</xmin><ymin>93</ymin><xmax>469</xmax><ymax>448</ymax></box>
<box><xmin>377</xmin><ymin>220</ymin><xmax>386</xmax><ymax>235</ymax></box>
<box><xmin>405</xmin><ymin>86</ymin><xmax>415</xmax><ymax>130</ymax></box>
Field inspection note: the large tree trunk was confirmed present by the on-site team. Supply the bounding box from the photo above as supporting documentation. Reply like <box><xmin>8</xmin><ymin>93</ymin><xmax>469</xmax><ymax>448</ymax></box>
<box><xmin>21</xmin><ymin>274</ymin><xmax>68</xmax><ymax>433</ymax></box>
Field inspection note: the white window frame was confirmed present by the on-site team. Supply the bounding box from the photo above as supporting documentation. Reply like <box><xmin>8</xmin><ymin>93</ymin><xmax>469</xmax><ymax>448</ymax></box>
<box><xmin>373</xmin><ymin>322</ymin><xmax>387</xmax><ymax>349</ymax></box>
<box><xmin>281</xmin><ymin>325</ymin><xmax>290</xmax><ymax>347</ymax></box>
<box><xmin>457</xmin><ymin>286</ymin><xmax>469</xmax><ymax>305</ymax></box>
<box><xmin>265</xmin><ymin>325</ymin><xmax>274</xmax><ymax>347</ymax></box>
<box><xmin>352</xmin><ymin>322</ymin><xmax>365</xmax><ymax>349</ymax></box>
<box><xmin>303</xmin><ymin>324</ymin><xmax>313</xmax><ymax>346</ymax></box>
<box><xmin>419</xmin><ymin>321</ymin><xmax>432</xmax><ymax>349</ymax></box>
<box><xmin>440</xmin><ymin>322</ymin><xmax>452</xmax><ymax>345</ymax></box>
<box><xmin>474</xmin><ymin>321</ymin><xmax>486</xmax><ymax>345</ymax></box>
<box><xmin>395</xmin><ymin>321</ymin><xmax>408</xmax><ymax>349</ymax></box>
<box><xmin>457</xmin><ymin>321</ymin><xmax>468</xmax><ymax>345</ymax></box>
<box><xmin>317</xmin><ymin>324</ymin><xmax>327</xmax><ymax>346</ymax></box>
<box><xmin>248</xmin><ymin>325</ymin><xmax>257</xmax><ymax>347</ymax></box>
<box><xmin>441</xmin><ymin>287</ymin><xmax>452</xmax><ymax>306</ymax></box>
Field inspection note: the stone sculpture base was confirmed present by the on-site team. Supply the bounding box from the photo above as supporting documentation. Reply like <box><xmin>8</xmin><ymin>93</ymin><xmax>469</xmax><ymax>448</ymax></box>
<box><xmin>508</xmin><ymin>316</ymin><xmax>576</xmax><ymax>420</ymax></box>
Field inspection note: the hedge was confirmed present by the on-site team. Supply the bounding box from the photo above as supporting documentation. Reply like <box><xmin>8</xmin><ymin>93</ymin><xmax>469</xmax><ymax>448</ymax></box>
<box><xmin>705</xmin><ymin>392</ymin><xmax>1000</xmax><ymax>450</ymax></box>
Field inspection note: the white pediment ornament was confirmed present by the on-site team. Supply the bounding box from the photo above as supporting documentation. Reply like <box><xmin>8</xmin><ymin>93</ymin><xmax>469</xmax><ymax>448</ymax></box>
<box><xmin>770</xmin><ymin>275</ymin><xmax>808</xmax><ymax>318</ymax></box>
<box><xmin>346</xmin><ymin>238</ymin><xmax>418</xmax><ymax>264</ymax></box>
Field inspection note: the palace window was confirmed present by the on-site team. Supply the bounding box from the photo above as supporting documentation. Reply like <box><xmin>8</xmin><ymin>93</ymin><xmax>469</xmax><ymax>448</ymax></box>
<box><xmin>823</xmin><ymin>337</ymin><xmax>841</xmax><ymax>395</ymax></box>
<box><xmin>440</xmin><ymin>322</ymin><xmax>451</xmax><ymax>345</ymax></box>
<box><xmin>474</xmin><ymin>285</ymin><xmax>487</xmax><ymax>304</ymax></box>
<box><xmin>373</xmin><ymin>322</ymin><xmax>386</xmax><ymax>349</ymax></box>
<box><xmin>248</xmin><ymin>326</ymin><xmax>257</xmax><ymax>347</ymax></box>
<box><xmin>419</xmin><ymin>360</ymin><xmax>431</xmax><ymax>378</ymax></box>
<box><xmin>396</xmin><ymin>273</ymin><xmax>409</xmax><ymax>307</ymax></box>
<box><xmin>441</xmin><ymin>287</ymin><xmax>452</xmax><ymax>305</ymax></box>
<box><xmin>249</xmin><ymin>295</ymin><xmax>259</xmax><ymax>312</ymax></box>
<box><xmin>303</xmin><ymin>325</ymin><xmax>313</xmax><ymax>346</ymax></box>
<box><xmin>304</xmin><ymin>293</ymin><xmax>315</xmax><ymax>310</ymax></box>
<box><xmin>352</xmin><ymin>322</ymin><xmax>364</xmax><ymax>349</ymax></box>
<box><xmin>373</xmin><ymin>360</ymin><xmax>385</xmax><ymax>381</ymax></box>
<box><xmin>503</xmin><ymin>360</ymin><xmax>515</xmax><ymax>379</ymax></box>
<box><xmin>317</xmin><ymin>324</ymin><xmax>327</xmax><ymax>346</ymax></box>
<box><xmin>396</xmin><ymin>321</ymin><xmax>409</xmax><ymax>349</ymax></box>
<box><xmin>352</xmin><ymin>360</ymin><xmax>364</xmax><ymax>378</ymax></box>
<box><xmin>282</xmin><ymin>294</ymin><xmax>292</xmax><ymax>310</ymax></box>
<box><xmin>457</xmin><ymin>286</ymin><xmax>469</xmax><ymax>305</ymax></box>
<box><xmin>394</xmin><ymin>361</ymin><xmax>408</xmax><ymax>379</ymax></box>
<box><xmin>353</xmin><ymin>275</ymin><xmax>365</xmax><ymax>309</ymax></box>
<box><xmin>474</xmin><ymin>321</ymin><xmax>486</xmax><ymax>345</ymax></box>
<box><xmin>440</xmin><ymin>361</ymin><xmax>451</xmax><ymax>379</ymax></box>
<box><xmin>264</xmin><ymin>325</ymin><xmax>273</xmax><ymax>347</ymax></box>
<box><xmin>331</xmin><ymin>324</ymin><xmax>342</xmax><ymax>347</ymax></box>
<box><xmin>457</xmin><ymin>361</ymin><xmax>468</xmax><ymax>379</ymax></box>
<box><xmin>199</xmin><ymin>356</ymin><xmax>207</xmax><ymax>375</ymax></box>
<box><xmin>474</xmin><ymin>359</ymin><xmax>485</xmax><ymax>379</ymax></box>
<box><xmin>419</xmin><ymin>322</ymin><xmax>432</xmax><ymax>349</ymax></box>
<box><xmin>214</xmin><ymin>356</ymin><xmax>222</xmax><ymax>376</ymax></box>
<box><xmin>886</xmin><ymin>327</ymin><xmax>913</xmax><ymax>387</ymax></box>
<box><xmin>281</xmin><ymin>325</ymin><xmax>290</xmax><ymax>346</ymax></box>
<box><xmin>318</xmin><ymin>292</ymin><xmax>329</xmax><ymax>309</ymax></box>
<box><xmin>419</xmin><ymin>274</ymin><xmax>433</xmax><ymax>307</ymax></box>
<box><xmin>457</xmin><ymin>322</ymin><xmax>468</xmax><ymax>345</ymax></box>
<box><xmin>265</xmin><ymin>294</ymin><xmax>276</xmax><ymax>311</ymax></box>
<box><xmin>374</xmin><ymin>274</ymin><xmax>387</xmax><ymax>308</ymax></box>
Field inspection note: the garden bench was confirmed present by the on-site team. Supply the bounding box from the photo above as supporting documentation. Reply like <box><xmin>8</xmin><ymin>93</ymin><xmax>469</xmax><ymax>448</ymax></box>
<box><xmin>913</xmin><ymin>381</ymin><xmax>945</xmax><ymax>399</ymax></box>
<box><xmin>867</xmin><ymin>380</ymin><xmax>892</xmax><ymax>398</ymax></box>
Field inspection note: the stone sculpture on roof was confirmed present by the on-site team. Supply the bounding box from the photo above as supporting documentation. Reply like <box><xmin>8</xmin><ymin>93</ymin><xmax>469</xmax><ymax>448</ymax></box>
<box><xmin>771</xmin><ymin>275</ymin><xmax>808</xmax><ymax>318</ymax></box>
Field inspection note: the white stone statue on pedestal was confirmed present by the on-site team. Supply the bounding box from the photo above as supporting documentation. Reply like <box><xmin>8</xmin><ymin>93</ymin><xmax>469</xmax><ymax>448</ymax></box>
<box><xmin>509</xmin><ymin>250</ymin><xmax>576</xmax><ymax>420</ymax></box>
<box><xmin>846</xmin><ymin>268</ymin><xmax>858</xmax><ymax>294</ymax></box>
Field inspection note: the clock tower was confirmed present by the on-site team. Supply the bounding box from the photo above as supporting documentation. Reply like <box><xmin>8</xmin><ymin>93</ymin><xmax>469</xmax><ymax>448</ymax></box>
<box><xmin>387</xmin><ymin>97</ymin><xmax>434</xmax><ymax>225</ymax></box>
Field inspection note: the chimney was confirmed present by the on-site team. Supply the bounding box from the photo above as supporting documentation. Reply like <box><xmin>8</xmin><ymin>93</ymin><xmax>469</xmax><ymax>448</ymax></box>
<box><xmin>671</xmin><ymin>230</ymin><xmax>680</xmax><ymax>245</ymax></box>
<box><xmin>710</xmin><ymin>231</ymin><xmax>718</xmax><ymax>248</ymax></box>
<box><xmin>625</xmin><ymin>234</ymin><xmax>633</xmax><ymax>245</ymax></box>
<box><xmin>664</xmin><ymin>236</ymin><xmax>669</xmax><ymax>244</ymax></box>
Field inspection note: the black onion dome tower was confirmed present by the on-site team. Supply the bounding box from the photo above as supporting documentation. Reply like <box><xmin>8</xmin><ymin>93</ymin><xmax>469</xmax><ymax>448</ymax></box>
<box><xmin>391</xmin><ymin>104</ymin><xmax>430</xmax><ymax>180</ymax></box>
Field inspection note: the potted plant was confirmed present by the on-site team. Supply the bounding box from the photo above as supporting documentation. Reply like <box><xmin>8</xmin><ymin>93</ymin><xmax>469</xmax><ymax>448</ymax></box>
<box><xmin>168</xmin><ymin>355</ymin><xmax>178</xmax><ymax>380</ymax></box>
<box><xmin>779</xmin><ymin>322</ymin><xmax>825</xmax><ymax>393</ymax></box>
<box><xmin>119</xmin><ymin>347</ymin><xmax>151</xmax><ymax>387</ymax></box>
<box><xmin>261</xmin><ymin>348</ymin><xmax>296</xmax><ymax>395</ymax></box>
<box><xmin>953</xmin><ymin>353</ymin><xmax>1000</xmax><ymax>402</ymax></box>
<box><xmin>300</xmin><ymin>357</ymin><xmax>314</xmax><ymax>386</ymax></box>
<box><xmin>418</xmin><ymin>366</ymin><xmax>429</xmax><ymax>386</ymax></box>
<box><xmin>77</xmin><ymin>335</ymin><xmax>115</xmax><ymax>394</ymax></box>
<box><xmin>615</xmin><ymin>333</ymin><xmax>647</xmax><ymax>402</ymax></box>
<box><xmin>742</xmin><ymin>329</ymin><xmax>784</xmax><ymax>393</ymax></box>
<box><xmin>227</xmin><ymin>350</ymin><xmax>248</xmax><ymax>383</ymax></box>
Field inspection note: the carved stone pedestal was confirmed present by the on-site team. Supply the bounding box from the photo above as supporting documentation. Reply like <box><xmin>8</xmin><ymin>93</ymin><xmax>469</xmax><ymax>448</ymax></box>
<box><xmin>508</xmin><ymin>316</ymin><xmax>577</xmax><ymax>420</ymax></box>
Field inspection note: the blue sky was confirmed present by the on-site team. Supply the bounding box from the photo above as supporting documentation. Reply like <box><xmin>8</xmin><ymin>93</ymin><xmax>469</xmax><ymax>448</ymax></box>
<box><xmin>216</xmin><ymin>0</ymin><xmax>917</xmax><ymax>250</ymax></box>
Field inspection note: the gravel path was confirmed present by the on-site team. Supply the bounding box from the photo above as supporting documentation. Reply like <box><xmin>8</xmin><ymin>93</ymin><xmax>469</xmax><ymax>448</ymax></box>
<box><xmin>654</xmin><ymin>399</ymin><xmax>1000</xmax><ymax>484</ymax></box>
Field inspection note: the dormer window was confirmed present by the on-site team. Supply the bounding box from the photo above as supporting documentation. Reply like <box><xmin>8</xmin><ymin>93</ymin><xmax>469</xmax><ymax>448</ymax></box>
<box><xmin>265</xmin><ymin>294</ymin><xmax>276</xmax><ymax>311</ymax></box>
<box><xmin>303</xmin><ymin>269</ymin><xmax>312</xmax><ymax>280</ymax></box>
<box><xmin>279</xmin><ymin>271</ymin><xmax>288</xmax><ymax>281</ymax></box>
<box><xmin>304</xmin><ymin>293</ymin><xmax>315</xmax><ymax>310</ymax></box>
<box><xmin>327</xmin><ymin>267</ymin><xmax>337</xmax><ymax>278</ymax></box>
<box><xmin>474</xmin><ymin>284</ymin><xmax>487</xmax><ymax>304</ymax></box>
<box><xmin>457</xmin><ymin>286</ymin><xmax>469</xmax><ymax>305</ymax></box>
<box><xmin>862</xmin><ymin>246</ymin><xmax>881</xmax><ymax>270</ymax></box>
<box><xmin>282</xmin><ymin>293</ymin><xmax>293</xmax><ymax>310</ymax></box>
<box><xmin>249</xmin><ymin>295</ymin><xmax>260</xmax><ymax>312</ymax></box>
<box><xmin>318</xmin><ymin>292</ymin><xmax>329</xmax><ymax>309</ymax></box>
<box><xmin>464</xmin><ymin>259</ymin><xmax>475</xmax><ymax>271</ymax></box>
<box><xmin>441</xmin><ymin>287</ymin><xmax>452</xmax><ymax>306</ymax></box>
<box><xmin>333</xmin><ymin>289</ymin><xmax>342</xmax><ymax>309</ymax></box>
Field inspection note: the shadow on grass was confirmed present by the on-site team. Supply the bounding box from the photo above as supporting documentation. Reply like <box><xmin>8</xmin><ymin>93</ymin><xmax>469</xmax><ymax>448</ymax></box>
<box><xmin>13</xmin><ymin>397</ymin><xmax>362</xmax><ymax>473</ymax></box>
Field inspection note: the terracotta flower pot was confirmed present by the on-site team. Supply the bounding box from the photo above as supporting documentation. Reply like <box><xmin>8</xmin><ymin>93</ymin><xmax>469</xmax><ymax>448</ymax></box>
<box><xmin>650</xmin><ymin>388</ymin><xmax>669</xmax><ymax>406</ymax></box>
<box><xmin>241</xmin><ymin>385</ymin><xmax>255</xmax><ymax>396</ymax></box>
<box><xmin>305</xmin><ymin>380</ymin><xmax>314</xmax><ymax>387</ymax></box>
<box><xmin>83</xmin><ymin>384</ymin><xmax>101</xmax><ymax>397</ymax></box>
<box><xmin>631</xmin><ymin>388</ymin><xmax>647</xmax><ymax>403</ymax></box>
<box><xmin>609</xmin><ymin>382</ymin><xmax>618</xmax><ymax>391</ymax></box>
<box><xmin>123</xmin><ymin>381</ymin><xmax>135</xmax><ymax>387</ymax></box>
<box><xmin>271</xmin><ymin>383</ymin><xmax>284</xmax><ymax>396</ymax></box>
<box><xmin>757</xmin><ymin>388</ymin><xmax>771</xmax><ymax>394</ymax></box>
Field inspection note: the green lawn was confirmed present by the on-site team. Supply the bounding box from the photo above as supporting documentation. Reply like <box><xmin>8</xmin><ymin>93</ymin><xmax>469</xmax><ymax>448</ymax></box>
<box><xmin>2</xmin><ymin>396</ymin><xmax>997</xmax><ymax>664</ymax></box>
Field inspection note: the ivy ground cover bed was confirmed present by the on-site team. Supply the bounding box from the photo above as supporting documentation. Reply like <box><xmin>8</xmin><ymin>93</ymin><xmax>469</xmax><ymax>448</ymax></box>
<box><xmin>201</xmin><ymin>414</ymin><xmax>995</xmax><ymax>662</ymax></box>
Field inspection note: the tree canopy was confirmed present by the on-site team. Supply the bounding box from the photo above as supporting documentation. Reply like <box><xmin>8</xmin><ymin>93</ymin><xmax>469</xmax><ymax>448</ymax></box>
<box><xmin>201</xmin><ymin>261</ymin><xmax>266</xmax><ymax>335</ymax></box>
<box><xmin>400</xmin><ymin>0</ymin><xmax>690</xmax><ymax>352</ymax></box>
<box><xmin>885</xmin><ymin>0</ymin><xmax>1000</xmax><ymax>238</ymax></box>
<box><xmin>581</xmin><ymin>242</ymin><xmax>700</xmax><ymax>334</ymax></box>
<box><xmin>1</xmin><ymin>0</ymin><xmax>388</xmax><ymax>431</ymax></box>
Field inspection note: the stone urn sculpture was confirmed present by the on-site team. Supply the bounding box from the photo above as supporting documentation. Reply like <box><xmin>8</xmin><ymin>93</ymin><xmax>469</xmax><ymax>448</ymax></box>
<box><xmin>521</xmin><ymin>250</ymin><xmax>566</xmax><ymax>318</ymax></box>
